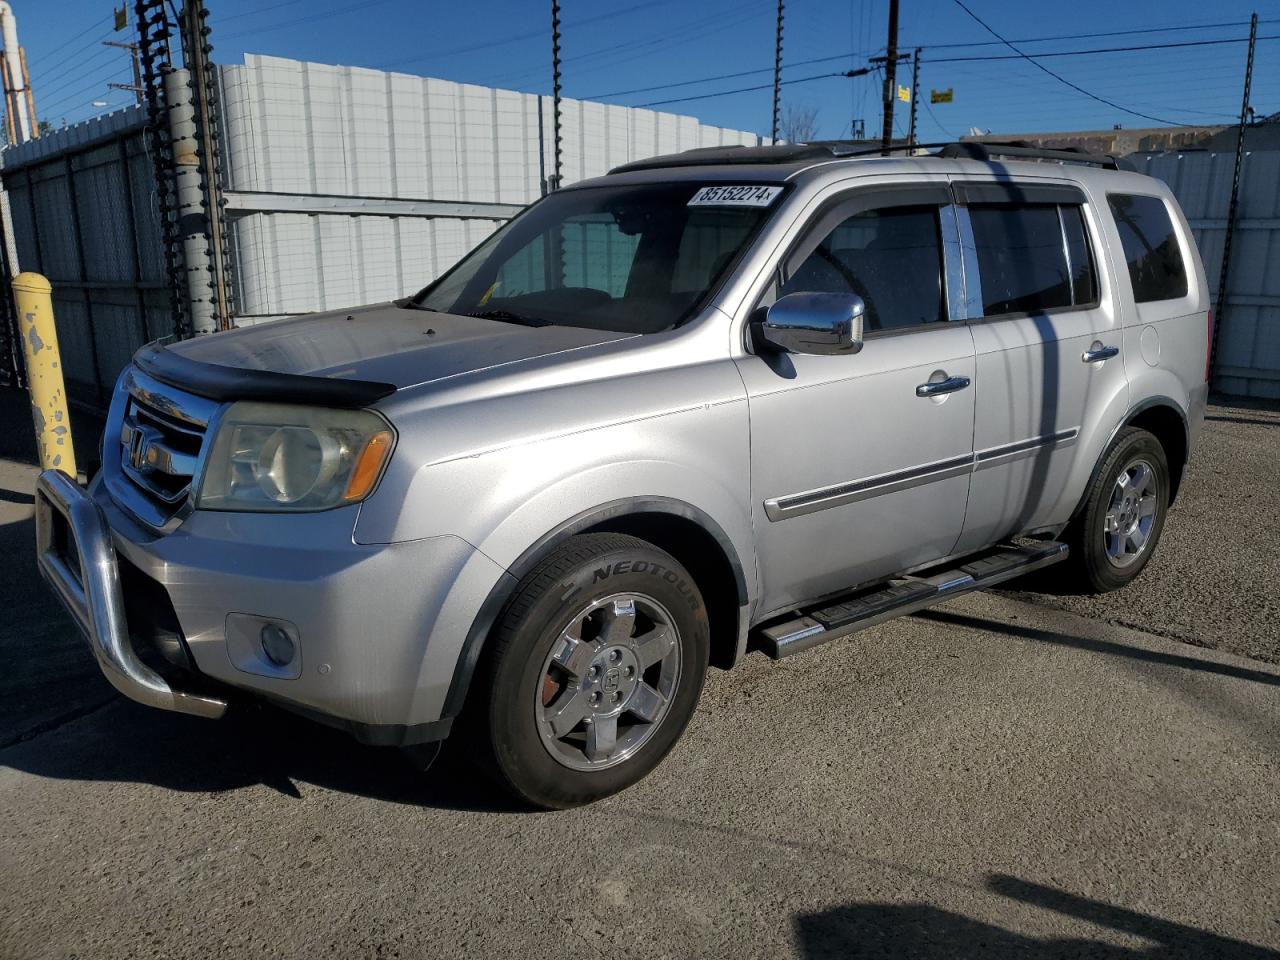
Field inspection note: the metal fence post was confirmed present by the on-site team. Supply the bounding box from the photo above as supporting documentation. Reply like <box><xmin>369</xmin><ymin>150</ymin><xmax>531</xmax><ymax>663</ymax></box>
<box><xmin>163</xmin><ymin>67</ymin><xmax>217</xmax><ymax>336</ymax></box>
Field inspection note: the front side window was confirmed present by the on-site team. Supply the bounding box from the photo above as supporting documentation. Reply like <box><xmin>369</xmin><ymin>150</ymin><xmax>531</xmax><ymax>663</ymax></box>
<box><xmin>415</xmin><ymin>182</ymin><xmax>783</xmax><ymax>334</ymax></box>
<box><xmin>1108</xmin><ymin>193</ymin><xmax>1187</xmax><ymax>303</ymax></box>
<box><xmin>781</xmin><ymin>205</ymin><xmax>945</xmax><ymax>332</ymax></box>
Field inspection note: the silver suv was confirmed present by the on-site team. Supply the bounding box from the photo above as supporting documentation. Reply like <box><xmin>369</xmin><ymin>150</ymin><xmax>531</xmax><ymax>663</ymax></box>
<box><xmin>36</xmin><ymin>142</ymin><xmax>1209</xmax><ymax>808</ymax></box>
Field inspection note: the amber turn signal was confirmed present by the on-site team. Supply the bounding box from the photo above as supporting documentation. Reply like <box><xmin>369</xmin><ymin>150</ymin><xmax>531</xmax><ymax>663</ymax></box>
<box><xmin>344</xmin><ymin>430</ymin><xmax>393</xmax><ymax>501</ymax></box>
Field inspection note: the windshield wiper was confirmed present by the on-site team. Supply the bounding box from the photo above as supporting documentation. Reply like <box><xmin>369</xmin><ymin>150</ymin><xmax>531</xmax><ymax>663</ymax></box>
<box><xmin>467</xmin><ymin>308</ymin><xmax>552</xmax><ymax>327</ymax></box>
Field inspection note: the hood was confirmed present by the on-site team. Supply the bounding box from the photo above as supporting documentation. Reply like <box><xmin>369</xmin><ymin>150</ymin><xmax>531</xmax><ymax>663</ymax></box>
<box><xmin>167</xmin><ymin>302</ymin><xmax>633</xmax><ymax>391</ymax></box>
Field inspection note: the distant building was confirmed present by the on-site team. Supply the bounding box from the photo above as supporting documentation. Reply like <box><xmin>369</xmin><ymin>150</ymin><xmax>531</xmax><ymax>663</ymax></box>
<box><xmin>961</xmin><ymin>125</ymin><xmax>1227</xmax><ymax>157</ymax></box>
<box><xmin>1200</xmin><ymin>112</ymin><xmax>1280</xmax><ymax>152</ymax></box>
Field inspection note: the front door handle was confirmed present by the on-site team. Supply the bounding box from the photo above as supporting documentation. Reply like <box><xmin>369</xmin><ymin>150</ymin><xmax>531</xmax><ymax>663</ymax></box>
<box><xmin>916</xmin><ymin>375</ymin><xmax>971</xmax><ymax>398</ymax></box>
<box><xmin>1082</xmin><ymin>344</ymin><xmax>1119</xmax><ymax>363</ymax></box>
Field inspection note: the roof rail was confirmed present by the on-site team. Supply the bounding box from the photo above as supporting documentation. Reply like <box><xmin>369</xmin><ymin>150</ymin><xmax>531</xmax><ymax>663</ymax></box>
<box><xmin>607</xmin><ymin>139</ymin><xmax>1138</xmax><ymax>175</ymax></box>
<box><xmin>609</xmin><ymin>143</ymin><xmax>833</xmax><ymax>174</ymax></box>
<box><xmin>936</xmin><ymin>140</ymin><xmax>1136</xmax><ymax>172</ymax></box>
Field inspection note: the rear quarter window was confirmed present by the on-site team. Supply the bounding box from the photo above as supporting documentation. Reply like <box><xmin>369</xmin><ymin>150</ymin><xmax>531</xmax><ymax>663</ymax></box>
<box><xmin>1107</xmin><ymin>193</ymin><xmax>1188</xmax><ymax>303</ymax></box>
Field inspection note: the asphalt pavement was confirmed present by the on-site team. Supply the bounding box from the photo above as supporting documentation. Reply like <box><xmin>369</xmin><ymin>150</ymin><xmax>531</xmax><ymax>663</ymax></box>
<box><xmin>1</xmin><ymin>393</ymin><xmax>1277</xmax><ymax>959</ymax></box>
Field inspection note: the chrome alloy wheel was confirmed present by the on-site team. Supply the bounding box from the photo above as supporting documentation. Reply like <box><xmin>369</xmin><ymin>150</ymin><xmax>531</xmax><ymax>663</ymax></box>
<box><xmin>534</xmin><ymin>593</ymin><xmax>681</xmax><ymax>771</ymax></box>
<box><xmin>1103</xmin><ymin>457</ymin><xmax>1160</xmax><ymax>569</ymax></box>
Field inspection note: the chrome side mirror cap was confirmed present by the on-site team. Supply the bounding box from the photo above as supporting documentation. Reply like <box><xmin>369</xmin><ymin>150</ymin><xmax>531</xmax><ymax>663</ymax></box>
<box><xmin>758</xmin><ymin>292</ymin><xmax>865</xmax><ymax>356</ymax></box>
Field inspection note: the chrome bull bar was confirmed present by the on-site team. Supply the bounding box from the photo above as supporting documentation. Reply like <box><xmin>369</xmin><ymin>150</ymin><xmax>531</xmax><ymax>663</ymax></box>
<box><xmin>34</xmin><ymin>469</ymin><xmax>227</xmax><ymax>720</ymax></box>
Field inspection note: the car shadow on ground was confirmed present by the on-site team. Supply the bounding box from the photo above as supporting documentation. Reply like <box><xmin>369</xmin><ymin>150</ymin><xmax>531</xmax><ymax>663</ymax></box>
<box><xmin>916</xmin><ymin>608</ymin><xmax>1280</xmax><ymax>689</ymax></box>
<box><xmin>0</xmin><ymin>690</ymin><xmax>532</xmax><ymax>813</ymax></box>
<box><xmin>795</xmin><ymin>873</ymin><xmax>1280</xmax><ymax>959</ymax></box>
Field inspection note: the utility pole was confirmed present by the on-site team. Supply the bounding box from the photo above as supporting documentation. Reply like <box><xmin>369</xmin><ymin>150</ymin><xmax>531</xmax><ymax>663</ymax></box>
<box><xmin>103</xmin><ymin>40</ymin><xmax>144</xmax><ymax>103</ymax></box>
<box><xmin>771</xmin><ymin>0</ymin><xmax>784</xmax><ymax>141</ymax></box>
<box><xmin>906</xmin><ymin>47</ymin><xmax>921</xmax><ymax>146</ymax></box>
<box><xmin>1212</xmin><ymin>11</ymin><xmax>1258</xmax><ymax>387</ymax></box>
<box><xmin>880</xmin><ymin>0</ymin><xmax>899</xmax><ymax>155</ymax></box>
<box><xmin>549</xmin><ymin>0</ymin><xmax>563</xmax><ymax>191</ymax></box>
<box><xmin>0</xmin><ymin>3</ymin><xmax>32</xmax><ymax>143</ymax></box>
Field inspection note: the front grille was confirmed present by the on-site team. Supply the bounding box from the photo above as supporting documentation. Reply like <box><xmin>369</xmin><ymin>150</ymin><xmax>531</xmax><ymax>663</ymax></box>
<box><xmin>110</xmin><ymin>373</ymin><xmax>215</xmax><ymax>527</ymax></box>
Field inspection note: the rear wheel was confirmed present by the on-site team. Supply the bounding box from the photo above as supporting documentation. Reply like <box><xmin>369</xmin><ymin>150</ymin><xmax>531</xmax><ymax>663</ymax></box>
<box><xmin>469</xmin><ymin>533</ymin><xmax>709</xmax><ymax>809</ymax></box>
<box><xmin>1064</xmin><ymin>426</ymin><xmax>1170</xmax><ymax>593</ymax></box>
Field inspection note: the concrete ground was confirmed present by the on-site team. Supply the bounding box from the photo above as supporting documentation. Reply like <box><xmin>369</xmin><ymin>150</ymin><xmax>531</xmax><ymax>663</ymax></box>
<box><xmin>0</xmin><ymin>392</ymin><xmax>1277</xmax><ymax>959</ymax></box>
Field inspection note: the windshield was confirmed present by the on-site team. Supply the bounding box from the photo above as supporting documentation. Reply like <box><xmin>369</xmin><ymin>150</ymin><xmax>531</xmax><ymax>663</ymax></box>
<box><xmin>413</xmin><ymin>181</ymin><xmax>785</xmax><ymax>334</ymax></box>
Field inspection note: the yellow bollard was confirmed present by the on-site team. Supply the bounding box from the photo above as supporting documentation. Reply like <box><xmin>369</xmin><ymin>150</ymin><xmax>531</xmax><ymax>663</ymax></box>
<box><xmin>14</xmin><ymin>272</ymin><xmax>76</xmax><ymax>478</ymax></box>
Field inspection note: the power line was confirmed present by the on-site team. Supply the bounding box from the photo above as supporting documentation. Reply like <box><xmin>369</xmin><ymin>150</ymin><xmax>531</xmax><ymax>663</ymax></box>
<box><xmin>29</xmin><ymin>16</ymin><xmax>111</xmax><ymax>62</ymax></box>
<box><xmin>641</xmin><ymin>69</ymin><xmax>858</xmax><ymax>108</ymax></box>
<box><xmin>218</xmin><ymin>0</ymin><xmax>401</xmax><ymax>42</ymax></box>
<box><xmin>924</xmin><ymin>34</ymin><xmax>1279</xmax><ymax>64</ymax></box>
<box><xmin>906</xmin><ymin>18</ymin><xmax>1279</xmax><ymax>52</ymax></box>
<box><xmin>589</xmin><ymin>23</ymin><xmax>1274</xmax><ymax>106</ymax></box>
<box><xmin>586</xmin><ymin>46</ymin><xmax>881</xmax><ymax>100</ymax></box>
<box><xmin>379</xmin><ymin>1</ymin><xmax>670</xmax><ymax>71</ymax></box>
<box><xmin>948</xmin><ymin>0</ymin><xmax>1179</xmax><ymax>125</ymax></box>
<box><xmin>489</xmin><ymin>0</ymin><xmax>774</xmax><ymax>88</ymax></box>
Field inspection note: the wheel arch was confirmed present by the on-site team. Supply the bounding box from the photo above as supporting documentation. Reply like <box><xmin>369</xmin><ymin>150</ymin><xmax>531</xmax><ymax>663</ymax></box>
<box><xmin>1072</xmin><ymin>396</ymin><xmax>1190</xmax><ymax>521</ymax></box>
<box><xmin>441</xmin><ymin>497</ymin><xmax>750</xmax><ymax>720</ymax></box>
<box><xmin>1125</xmin><ymin>400</ymin><xmax>1189</xmax><ymax>504</ymax></box>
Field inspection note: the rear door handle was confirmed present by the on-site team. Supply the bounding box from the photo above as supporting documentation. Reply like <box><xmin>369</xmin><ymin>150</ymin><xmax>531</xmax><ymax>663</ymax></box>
<box><xmin>1082</xmin><ymin>345</ymin><xmax>1119</xmax><ymax>363</ymax></box>
<box><xmin>916</xmin><ymin>375</ymin><xmax>971</xmax><ymax>398</ymax></box>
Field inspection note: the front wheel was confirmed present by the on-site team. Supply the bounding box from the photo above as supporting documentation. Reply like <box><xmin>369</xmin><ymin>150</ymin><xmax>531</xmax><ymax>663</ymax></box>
<box><xmin>1064</xmin><ymin>426</ymin><xmax>1171</xmax><ymax>593</ymax></box>
<box><xmin>468</xmin><ymin>533</ymin><xmax>709</xmax><ymax>809</ymax></box>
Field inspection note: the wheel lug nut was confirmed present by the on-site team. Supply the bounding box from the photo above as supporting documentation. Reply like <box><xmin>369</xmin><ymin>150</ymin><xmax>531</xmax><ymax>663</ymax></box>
<box><xmin>589</xmin><ymin>665</ymin><xmax>600</xmax><ymax>678</ymax></box>
<box><xmin>590</xmin><ymin>691</ymin><xmax>601</xmax><ymax>704</ymax></box>
<box><xmin>612</xmin><ymin>691</ymin><xmax>622</xmax><ymax>702</ymax></box>
<box><xmin>624</xmin><ymin>666</ymin><xmax>634</xmax><ymax>678</ymax></box>
<box><xmin>609</xmin><ymin>650</ymin><xmax>621</xmax><ymax>663</ymax></box>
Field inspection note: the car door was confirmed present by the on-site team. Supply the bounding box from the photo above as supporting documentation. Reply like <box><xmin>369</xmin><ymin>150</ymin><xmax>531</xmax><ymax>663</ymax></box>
<box><xmin>949</xmin><ymin>179</ymin><xmax>1129</xmax><ymax>555</ymax></box>
<box><xmin>735</xmin><ymin>184</ymin><xmax>977</xmax><ymax>617</ymax></box>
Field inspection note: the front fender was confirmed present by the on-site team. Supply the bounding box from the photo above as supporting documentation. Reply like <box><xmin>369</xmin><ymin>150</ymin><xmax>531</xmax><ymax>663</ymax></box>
<box><xmin>360</xmin><ymin>398</ymin><xmax>756</xmax><ymax>722</ymax></box>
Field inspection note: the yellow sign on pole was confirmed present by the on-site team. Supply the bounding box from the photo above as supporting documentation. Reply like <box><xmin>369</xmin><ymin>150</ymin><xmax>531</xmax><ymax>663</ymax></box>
<box><xmin>114</xmin><ymin>5</ymin><xmax>127</xmax><ymax>31</ymax></box>
<box><xmin>931</xmin><ymin>88</ymin><xmax>954</xmax><ymax>104</ymax></box>
<box><xmin>897</xmin><ymin>84</ymin><xmax>910</xmax><ymax>103</ymax></box>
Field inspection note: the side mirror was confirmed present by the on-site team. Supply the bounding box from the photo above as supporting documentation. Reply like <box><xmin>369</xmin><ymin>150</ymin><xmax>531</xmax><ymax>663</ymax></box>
<box><xmin>757</xmin><ymin>292</ymin><xmax>865</xmax><ymax>356</ymax></box>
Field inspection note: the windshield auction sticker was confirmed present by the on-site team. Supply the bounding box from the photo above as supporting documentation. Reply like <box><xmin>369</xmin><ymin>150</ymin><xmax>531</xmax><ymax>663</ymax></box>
<box><xmin>688</xmin><ymin>185</ymin><xmax>783</xmax><ymax>207</ymax></box>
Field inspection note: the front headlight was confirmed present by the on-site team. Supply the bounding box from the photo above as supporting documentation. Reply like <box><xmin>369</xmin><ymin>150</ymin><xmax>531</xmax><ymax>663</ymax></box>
<box><xmin>195</xmin><ymin>402</ymin><xmax>395</xmax><ymax>512</ymax></box>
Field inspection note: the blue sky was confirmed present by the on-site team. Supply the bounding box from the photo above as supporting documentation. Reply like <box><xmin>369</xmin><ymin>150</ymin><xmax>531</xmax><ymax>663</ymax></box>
<box><xmin>23</xmin><ymin>0</ymin><xmax>1280</xmax><ymax>141</ymax></box>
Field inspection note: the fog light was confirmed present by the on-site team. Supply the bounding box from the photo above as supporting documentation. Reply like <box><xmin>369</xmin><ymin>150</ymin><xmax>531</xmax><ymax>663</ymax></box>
<box><xmin>260</xmin><ymin>623</ymin><xmax>296</xmax><ymax>666</ymax></box>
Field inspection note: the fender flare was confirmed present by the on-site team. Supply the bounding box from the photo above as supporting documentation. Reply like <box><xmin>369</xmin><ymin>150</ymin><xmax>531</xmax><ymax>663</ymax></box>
<box><xmin>1069</xmin><ymin>395</ymin><xmax>1190</xmax><ymax>521</ymax></box>
<box><xmin>440</xmin><ymin>496</ymin><xmax>750</xmax><ymax>719</ymax></box>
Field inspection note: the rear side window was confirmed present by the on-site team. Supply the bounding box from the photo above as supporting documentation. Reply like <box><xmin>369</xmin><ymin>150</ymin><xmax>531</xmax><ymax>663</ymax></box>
<box><xmin>969</xmin><ymin>204</ymin><xmax>1097</xmax><ymax>317</ymax></box>
<box><xmin>1108</xmin><ymin>193</ymin><xmax>1187</xmax><ymax>302</ymax></box>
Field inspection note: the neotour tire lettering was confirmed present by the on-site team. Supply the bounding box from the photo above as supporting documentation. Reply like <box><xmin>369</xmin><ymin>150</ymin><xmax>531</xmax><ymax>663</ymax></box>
<box><xmin>588</xmin><ymin>559</ymin><xmax>700</xmax><ymax>612</ymax></box>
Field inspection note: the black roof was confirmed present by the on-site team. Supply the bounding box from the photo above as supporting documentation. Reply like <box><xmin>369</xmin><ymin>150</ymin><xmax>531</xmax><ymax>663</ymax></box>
<box><xmin>608</xmin><ymin>140</ymin><xmax>1135</xmax><ymax>175</ymax></box>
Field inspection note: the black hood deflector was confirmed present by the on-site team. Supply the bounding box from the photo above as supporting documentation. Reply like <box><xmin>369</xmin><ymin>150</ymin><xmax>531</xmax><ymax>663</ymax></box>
<box><xmin>133</xmin><ymin>342</ymin><xmax>397</xmax><ymax>408</ymax></box>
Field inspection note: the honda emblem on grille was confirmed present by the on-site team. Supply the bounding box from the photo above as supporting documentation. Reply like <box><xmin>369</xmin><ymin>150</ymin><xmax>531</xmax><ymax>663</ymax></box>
<box><xmin>126</xmin><ymin>424</ymin><xmax>164</xmax><ymax>472</ymax></box>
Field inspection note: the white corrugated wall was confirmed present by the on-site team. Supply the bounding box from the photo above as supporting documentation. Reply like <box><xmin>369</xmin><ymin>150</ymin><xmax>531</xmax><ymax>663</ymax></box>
<box><xmin>220</xmin><ymin>54</ymin><xmax>764</xmax><ymax>321</ymax></box>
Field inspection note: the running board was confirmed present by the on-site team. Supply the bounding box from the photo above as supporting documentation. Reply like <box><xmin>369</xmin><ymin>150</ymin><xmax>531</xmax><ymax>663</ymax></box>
<box><xmin>756</xmin><ymin>541</ymin><xmax>1068</xmax><ymax>660</ymax></box>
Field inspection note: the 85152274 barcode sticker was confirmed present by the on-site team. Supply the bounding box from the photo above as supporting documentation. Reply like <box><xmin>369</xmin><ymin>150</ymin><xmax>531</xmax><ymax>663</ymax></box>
<box><xmin>687</xmin><ymin>185</ymin><xmax>783</xmax><ymax>207</ymax></box>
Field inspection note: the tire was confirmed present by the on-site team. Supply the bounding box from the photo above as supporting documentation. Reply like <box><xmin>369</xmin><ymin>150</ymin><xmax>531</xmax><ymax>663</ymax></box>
<box><xmin>1063</xmin><ymin>426</ymin><xmax>1170</xmax><ymax>593</ymax></box>
<box><xmin>467</xmin><ymin>533</ymin><xmax>709</xmax><ymax>809</ymax></box>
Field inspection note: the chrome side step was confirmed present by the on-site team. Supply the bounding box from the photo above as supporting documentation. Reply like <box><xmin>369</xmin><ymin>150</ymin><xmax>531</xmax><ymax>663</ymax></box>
<box><xmin>756</xmin><ymin>541</ymin><xmax>1068</xmax><ymax>660</ymax></box>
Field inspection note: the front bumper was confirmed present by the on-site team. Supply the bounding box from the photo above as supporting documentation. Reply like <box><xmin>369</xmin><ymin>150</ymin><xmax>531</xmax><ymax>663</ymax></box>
<box><xmin>34</xmin><ymin>469</ymin><xmax>511</xmax><ymax>742</ymax></box>
<box><xmin>34</xmin><ymin>469</ymin><xmax>228</xmax><ymax>719</ymax></box>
